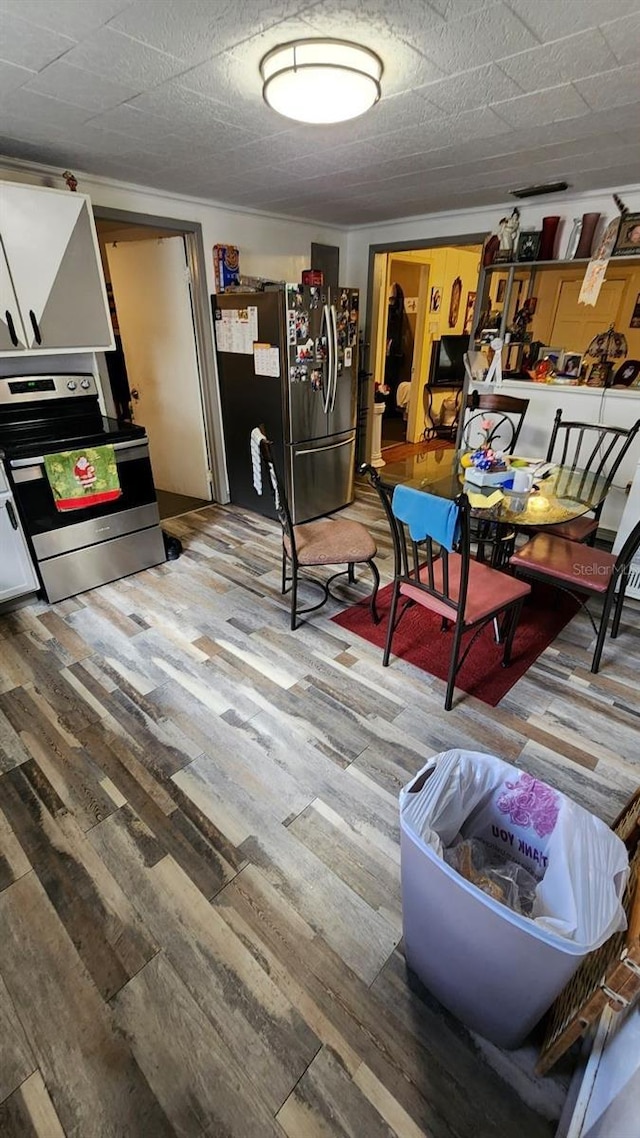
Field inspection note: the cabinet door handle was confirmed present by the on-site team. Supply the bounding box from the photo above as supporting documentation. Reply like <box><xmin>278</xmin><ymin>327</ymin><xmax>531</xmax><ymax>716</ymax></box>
<box><xmin>29</xmin><ymin>310</ymin><xmax>42</xmax><ymax>345</ymax></box>
<box><xmin>5</xmin><ymin>310</ymin><xmax>19</xmax><ymax>347</ymax></box>
<box><xmin>6</xmin><ymin>500</ymin><xmax>19</xmax><ymax>530</ymax></box>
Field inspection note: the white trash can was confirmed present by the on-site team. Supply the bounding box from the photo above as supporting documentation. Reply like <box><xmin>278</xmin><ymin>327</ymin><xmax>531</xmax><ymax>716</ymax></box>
<box><xmin>400</xmin><ymin>750</ymin><xmax>629</xmax><ymax>1049</ymax></box>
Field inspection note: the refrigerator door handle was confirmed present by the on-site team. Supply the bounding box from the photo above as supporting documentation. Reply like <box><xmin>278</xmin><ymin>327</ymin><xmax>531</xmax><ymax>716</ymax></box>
<box><xmin>322</xmin><ymin>305</ymin><xmax>333</xmax><ymax>414</ymax></box>
<box><xmin>329</xmin><ymin>304</ymin><xmax>339</xmax><ymax>412</ymax></box>
<box><xmin>295</xmin><ymin>436</ymin><xmax>354</xmax><ymax>457</ymax></box>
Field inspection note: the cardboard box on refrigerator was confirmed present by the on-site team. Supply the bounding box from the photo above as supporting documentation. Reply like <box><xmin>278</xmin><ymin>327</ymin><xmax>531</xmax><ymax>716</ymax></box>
<box><xmin>214</xmin><ymin>244</ymin><xmax>240</xmax><ymax>292</ymax></box>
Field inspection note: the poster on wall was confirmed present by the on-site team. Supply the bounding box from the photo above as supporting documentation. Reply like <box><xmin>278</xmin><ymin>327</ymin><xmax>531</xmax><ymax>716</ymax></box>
<box><xmin>429</xmin><ymin>286</ymin><xmax>442</xmax><ymax>313</ymax></box>
<box><xmin>630</xmin><ymin>293</ymin><xmax>640</xmax><ymax>329</ymax></box>
<box><xmin>463</xmin><ymin>291</ymin><xmax>477</xmax><ymax>334</ymax></box>
<box><xmin>579</xmin><ymin>217</ymin><xmax>620</xmax><ymax>307</ymax></box>
<box><xmin>448</xmin><ymin>276</ymin><xmax>462</xmax><ymax>328</ymax></box>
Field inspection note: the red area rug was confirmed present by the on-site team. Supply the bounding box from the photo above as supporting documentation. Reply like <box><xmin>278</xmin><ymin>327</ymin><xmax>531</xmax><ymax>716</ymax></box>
<box><xmin>331</xmin><ymin>582</ymin><xmax>580</xmax><ymax>707</ymax></box>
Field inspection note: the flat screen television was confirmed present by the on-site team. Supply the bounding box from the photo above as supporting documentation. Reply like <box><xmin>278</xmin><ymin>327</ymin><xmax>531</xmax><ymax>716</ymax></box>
<box><xmin>429</xmin><ymin>335</ymin><xmax>468</xmax><ymax>386</ymax></box>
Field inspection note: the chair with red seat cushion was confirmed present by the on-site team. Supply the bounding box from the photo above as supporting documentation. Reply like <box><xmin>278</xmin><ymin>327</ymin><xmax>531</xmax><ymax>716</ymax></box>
<box><xmin>532</xmin><ymin>409</ymin><xmax>640</xmax><ymax>545</ymax></box>
<box><xmin>510</xmin><ymin>520</ymin><xmax>640</xmax><ymax>673</ymax></box>
<box><xmin>378</xmin><ymin>483</ymin><xmax>530</xmax><ymax>710</ymax></box>
<box><xmin>259</xmin><ymin>436</ymin><xmax>380</xmax><ymax>630</ymax></box>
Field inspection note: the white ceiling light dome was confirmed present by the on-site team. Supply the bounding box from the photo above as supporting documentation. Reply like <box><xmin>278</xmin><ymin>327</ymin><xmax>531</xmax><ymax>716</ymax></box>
<box><xmin>260</xmin><ymin>39</ymin><xmax>383</xmax><ymax>125</ymax></box>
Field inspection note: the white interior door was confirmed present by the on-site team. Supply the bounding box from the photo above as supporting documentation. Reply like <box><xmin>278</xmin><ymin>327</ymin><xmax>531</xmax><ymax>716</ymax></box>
<box><xmin>105</xmin><ymin>236</ymin><xmax>210</xmax><ymax>500</ymax></box>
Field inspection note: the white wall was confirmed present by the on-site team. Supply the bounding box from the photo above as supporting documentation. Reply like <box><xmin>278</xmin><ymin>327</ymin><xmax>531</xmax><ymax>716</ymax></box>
<box><xmin>346</xmin><ymin>184</ymin><xmax>640</xmax><ymax>306</ymax></box>
<box><xmin>0</xmin><ymin>157</ymin><xmax>348</xmax><ymax>294</ymax></box>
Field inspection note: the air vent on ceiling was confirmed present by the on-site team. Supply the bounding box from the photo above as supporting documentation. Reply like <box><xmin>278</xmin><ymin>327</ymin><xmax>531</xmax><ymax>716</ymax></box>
<box><xmin>510</xmin><ymin>181</ymin><xmax>570</xmax><ymax>199</ymax></box>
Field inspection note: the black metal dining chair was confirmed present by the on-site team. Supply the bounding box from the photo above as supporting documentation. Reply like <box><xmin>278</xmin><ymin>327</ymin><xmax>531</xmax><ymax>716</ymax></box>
<box><xmin>461</xmin><ymin>390</ymin><xmax>529</xmax><ymax>455</ymax></box>
<box><xmin>259</xmin><ymin>436</ymin><xmax>380</xmax><ymax>630</ymax></box>
<box><xmin>361</xmin><ymin>465</ymin><xmax>530</xmax><ymax>710</ymax></box>
<box><xmin>535</xmin><ymin>410</ymin><xmax>640</xmax><ymax>545</ymax></box>
<box><xmin>461</xmin><ymin>392</ymin><xmax>530</xmax><ymax>568</ymax></box>
<box><xmin>510</xmin><ymin>519</ymin><xmax>640</xmax><ymax>673</ymax></box>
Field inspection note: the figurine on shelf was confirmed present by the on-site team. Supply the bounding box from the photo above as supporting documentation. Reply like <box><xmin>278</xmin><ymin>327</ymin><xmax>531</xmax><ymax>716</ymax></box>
<box><xmin>496</xmin><ymin>208</ymin><xmax>520</xmax><ymax>261</ymax></box>
<box><xmin>62</xmin><ymin>169</ymin><xmax>78</xmax><ymax>192</ymax></box>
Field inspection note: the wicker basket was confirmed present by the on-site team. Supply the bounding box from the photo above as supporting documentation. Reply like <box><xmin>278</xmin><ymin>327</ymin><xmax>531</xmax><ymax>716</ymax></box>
<box><xmin>537</xmin><ymin>788</ymin><xmax>640</xmax><ymax>1074</ymax></box>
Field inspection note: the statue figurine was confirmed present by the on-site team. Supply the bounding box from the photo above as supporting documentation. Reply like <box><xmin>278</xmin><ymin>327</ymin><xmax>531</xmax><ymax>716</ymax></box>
<box><xmin>62</xmin><ymin>169</ymin><xmax>78</xmax><ymax>192</ymax></box>
<box><xmin>497</xmin><ymin>207</ymin><xmax>520</xmax><ymax>259</ymax></box>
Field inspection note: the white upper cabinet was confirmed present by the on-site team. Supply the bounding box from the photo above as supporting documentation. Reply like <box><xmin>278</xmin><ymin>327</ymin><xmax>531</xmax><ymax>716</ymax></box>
<box><xmin>0</xmin><ymin>241</ymin><xmax>27</xmax><ymax>352</ymax></box>
<box><xmin>0</xmin><ymin>181</ymin><xmax>114</xmax><ymax>355</ymax></box>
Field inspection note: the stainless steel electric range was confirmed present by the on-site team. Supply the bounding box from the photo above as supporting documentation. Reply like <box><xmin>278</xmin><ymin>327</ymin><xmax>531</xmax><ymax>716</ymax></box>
<box><xmin>0</xmin><ymin>374</ymin><xmax>165</xmax><ymax>603</ymax></box>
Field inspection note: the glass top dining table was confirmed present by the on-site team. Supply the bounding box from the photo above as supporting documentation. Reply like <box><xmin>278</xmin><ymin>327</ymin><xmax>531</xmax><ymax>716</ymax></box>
<box><xmin>378</xmin><ymin>448</ymin><xmax>609</xmax><ymax>527</ymax></box>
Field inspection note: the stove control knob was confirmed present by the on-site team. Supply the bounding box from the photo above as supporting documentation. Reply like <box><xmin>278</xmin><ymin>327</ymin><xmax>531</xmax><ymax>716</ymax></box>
<box><xmin>66</xmin><ymin>380</ymin><xmax>77</xmax><ymax>391</ymax></box>
<box><xmin>80</xmin><ymin>379</ymin><xmax>91</xmax><ymax>390</ymax></box>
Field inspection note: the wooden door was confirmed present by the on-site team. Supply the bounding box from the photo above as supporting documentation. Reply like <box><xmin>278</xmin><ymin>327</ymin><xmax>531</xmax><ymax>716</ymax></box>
<box><xmin>0</xmin><ymin>182</ymin><xmax>114</xmax><ymax>352</ymax></box>
<box><xmin>105</xmin><ymin>236</ymin><xmax>211</xmax><ymax>500</ymax></box>
<box><xmin>550</xmin><ymin>278</ymin><xmax>626</xmax><ymax>354</ymax></box>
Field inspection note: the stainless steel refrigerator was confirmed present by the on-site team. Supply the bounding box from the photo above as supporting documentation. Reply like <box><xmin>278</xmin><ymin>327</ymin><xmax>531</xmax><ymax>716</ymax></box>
<box><xmin>213</xmin><ymin>284</ymin><xmax>359</xmax><ymax>524</ymax></box>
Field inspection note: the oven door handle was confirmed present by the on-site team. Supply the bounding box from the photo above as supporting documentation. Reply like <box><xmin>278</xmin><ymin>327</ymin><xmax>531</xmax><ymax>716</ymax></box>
<box><xmin>9</xmin><ymin>437</ymin><xmax>149</xmax><ymax>469</ymax></box>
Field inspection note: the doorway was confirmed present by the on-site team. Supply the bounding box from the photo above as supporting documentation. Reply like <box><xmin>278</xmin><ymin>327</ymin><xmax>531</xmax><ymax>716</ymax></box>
<box><xmin>366</xmin><ymin>236</ymin><xmax>485</xmax><ymax>462</ymax></box>
<box><xmin>94</xmin><ymin>210</ymin><xmax>226</xmax><ymax>522</ymax></box>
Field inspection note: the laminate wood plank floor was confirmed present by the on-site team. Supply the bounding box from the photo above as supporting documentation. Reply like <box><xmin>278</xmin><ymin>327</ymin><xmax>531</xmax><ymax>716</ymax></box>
<box><xmin>1</xmin><ymin>485</ymin><xmax>638</xmax><ymax>1138</ymax></box>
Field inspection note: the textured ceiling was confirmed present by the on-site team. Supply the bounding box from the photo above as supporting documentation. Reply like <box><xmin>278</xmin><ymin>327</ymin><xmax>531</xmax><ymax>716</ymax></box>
<box><xmin>0</xmin><ymin>0</ymin><xmax>639</xmax><ymax>226</ymax></box>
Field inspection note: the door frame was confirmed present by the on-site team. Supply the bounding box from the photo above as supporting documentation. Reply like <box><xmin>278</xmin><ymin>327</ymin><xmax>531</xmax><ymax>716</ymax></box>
<box><xmin>93</xmin><ymin>206</ymin><xmax>228</xmax><ymax>504</ymax></box>
<box><xmin>363</xmin><ymin>233</ymin><xmax>487</xmax><ymax>460</ymax></box>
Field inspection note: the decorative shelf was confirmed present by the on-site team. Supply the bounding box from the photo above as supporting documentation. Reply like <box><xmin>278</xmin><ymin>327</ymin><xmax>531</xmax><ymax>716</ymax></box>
<box><xmin>485</xmin><ymin>254</ymin><xmax>640</xmax><ymax>271</ymax></box>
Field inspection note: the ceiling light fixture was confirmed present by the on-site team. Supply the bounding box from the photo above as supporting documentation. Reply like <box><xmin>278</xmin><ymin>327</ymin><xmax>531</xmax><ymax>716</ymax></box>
<box><xmin>260</xmin><ymin>39</ymin><xmax>382</xmax><ymax>125</ymax></box>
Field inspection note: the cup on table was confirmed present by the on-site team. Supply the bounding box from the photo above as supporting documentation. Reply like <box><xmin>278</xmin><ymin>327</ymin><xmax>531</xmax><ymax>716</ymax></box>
<box><xmin>512</xmin><ymin>468</ymin><xmax>534</xmax><ymax>493</ymax></box>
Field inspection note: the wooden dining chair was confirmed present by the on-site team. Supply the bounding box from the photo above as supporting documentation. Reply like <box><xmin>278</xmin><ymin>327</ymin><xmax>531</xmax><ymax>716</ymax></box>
<box><xmin>461</xmin><ymin>390</ymin><xmax>529</xmax><ymax>455</ymax></box>
<box><xmin>510</xmin><ymin>519</ymin><xmax>640</xmax><ymax>673</ymax></box>
<box><xmin>381</xmin><ymin>484</ymin><xmax>531</xmax><ymax>710</ymax></box>
<box><xmin>259</xmin><ymin>436</ymin><xmax>380</xmax><ymax>630</ymax></box>
<box><xmin>538</xmin><ymin>410</ymin><xmax>640</xmax><ymax>545</ymax></box>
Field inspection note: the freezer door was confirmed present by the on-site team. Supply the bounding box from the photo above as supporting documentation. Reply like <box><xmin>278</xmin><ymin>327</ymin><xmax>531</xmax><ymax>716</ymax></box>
<box><xmin>328</xmin><ymin>287</ymin><xmax>359</xmax><ymax>437</ymax></box>
<box><xmin>286</xmin><ymin>284</ymin><xmax>331</xmax><ymax>444</ymax></box>
<box><xmin>288</xmin><ymin>430</ymin><xmax>356</xmax><ymax>524</ymax></box>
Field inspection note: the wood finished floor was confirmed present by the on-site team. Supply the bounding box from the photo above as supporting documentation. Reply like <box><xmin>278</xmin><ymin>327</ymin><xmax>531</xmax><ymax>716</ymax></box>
<box><xmin>1</xmin><ymin>484</ymin><xmax>639</xmax><ymax>1138</ymax></box>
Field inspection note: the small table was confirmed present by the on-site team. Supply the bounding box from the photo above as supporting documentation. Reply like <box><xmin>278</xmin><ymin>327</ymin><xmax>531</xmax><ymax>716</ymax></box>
<box><xmin>380</xmin><ymin>449</ymin><xmax>609</xmax><ymax>562</ymax></box>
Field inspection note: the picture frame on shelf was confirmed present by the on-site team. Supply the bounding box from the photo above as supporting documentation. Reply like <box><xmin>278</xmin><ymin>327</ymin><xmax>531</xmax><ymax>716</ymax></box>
<box><xmin>517</xmin><ymin>231</ymin><xmax>541</xmax><ymax>262</ymax></box>
<box><xmin>558</xmin><ymin>352</ymin><xmax>582</xmax><ymax>378</ymax></box>
<box><xmin>612</xmin><ymin>359</ymin><xmax>640</xmax><ymax>387</ymax></box>
<box><xmin>537</xmin><ymin>345</ymin><xmax>563</xmax><ymax>366</ymax></box>
<box><xmin>612</xmin><ymin>213</ymin><xmax>640</xmax><ymax>257</ymax></box>
<box><xmin>586</xmin><ymin>361</ymin><xmax>612</xmax><ymax>387</ymax></box>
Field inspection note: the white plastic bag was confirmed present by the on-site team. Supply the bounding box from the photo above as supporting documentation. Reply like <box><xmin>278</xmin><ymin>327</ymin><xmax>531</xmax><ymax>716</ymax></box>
<box><xmin>400</xmin><ymin>750</ymin><xmax>629</xmax><ymax>950</ymax></box>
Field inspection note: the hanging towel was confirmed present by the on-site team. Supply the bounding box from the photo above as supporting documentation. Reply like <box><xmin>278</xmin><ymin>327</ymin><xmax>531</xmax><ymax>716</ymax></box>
<box><xmin>250</xmin><ymin>427</ymin><xmax>265</xmax><ymax>495</ymax></box>
<box><xmin>250</xmin><ymin>426</ymin><xmax>280</xmax><ymax>509</ymax></box>
<box><xmin>43</xmin><ymin>445</ymin><xmax>121</xmax><ymax>513</ymax></box>
<box><xmin>392</xmin><ymin>484</ymin><xmax>460</xmax><ymax>550</ymax></box>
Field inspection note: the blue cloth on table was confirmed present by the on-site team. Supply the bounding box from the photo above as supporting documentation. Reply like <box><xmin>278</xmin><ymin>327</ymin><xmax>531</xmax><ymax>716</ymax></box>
<box><xmin>392</xmin><ymin>484</ymin><xmax>460</xmax><ymax>550</ymax></box>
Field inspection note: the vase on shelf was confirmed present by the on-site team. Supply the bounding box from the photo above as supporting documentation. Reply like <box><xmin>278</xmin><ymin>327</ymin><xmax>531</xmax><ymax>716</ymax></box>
<box><xmin>574</xmin><ymin>213</ymin><xmax>601</xmax><ymax>259</ymax></box>
<box><xmin>539</xmin><ymin>216</ymin><xmax>561</xmax><ymax>260</ymax></box>
<box><xmin>564</xmin><ymin>218</ymin><xmax>582</xmax><ymax>259</ymax></box>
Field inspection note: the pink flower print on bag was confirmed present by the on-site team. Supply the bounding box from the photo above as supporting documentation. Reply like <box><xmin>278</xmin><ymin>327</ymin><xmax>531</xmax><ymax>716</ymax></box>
<box><xmin>496</xmin><ymin>773</ymin><xmax>560</xmax><ymax>838</ymax></box>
